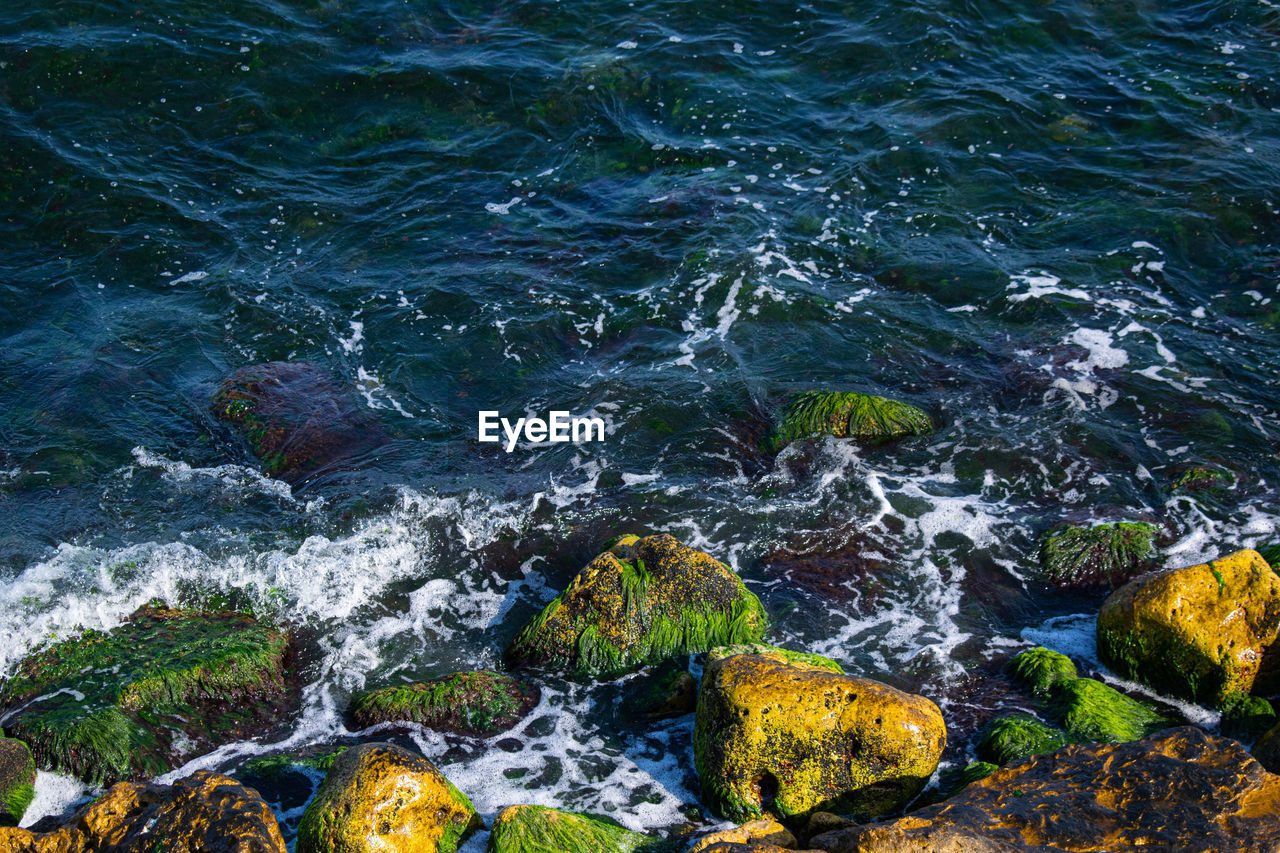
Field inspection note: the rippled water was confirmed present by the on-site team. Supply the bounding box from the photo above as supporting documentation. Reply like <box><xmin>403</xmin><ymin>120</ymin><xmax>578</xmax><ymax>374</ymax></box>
<box><xmin>2</xmin><ymin>0</ymin><xmax>1279</xmax><ymax>844</ymax></box>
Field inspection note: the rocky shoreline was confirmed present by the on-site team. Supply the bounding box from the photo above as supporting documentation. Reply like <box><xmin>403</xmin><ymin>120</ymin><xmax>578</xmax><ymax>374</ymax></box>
<box><xmin>2</xmin><ymin>371</ymin><xmax>1279</xmax><ymax>851</ymax></box>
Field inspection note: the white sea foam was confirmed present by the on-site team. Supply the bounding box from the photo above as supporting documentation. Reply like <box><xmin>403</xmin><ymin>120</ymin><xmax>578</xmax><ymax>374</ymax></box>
<box><xmin>22</xmin><ymin>771</ymin><xmax>93</xmax><ymax>828</ymax></box>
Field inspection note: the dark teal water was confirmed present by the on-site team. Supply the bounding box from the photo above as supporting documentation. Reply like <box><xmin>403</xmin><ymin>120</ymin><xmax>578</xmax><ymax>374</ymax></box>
<box><xmin>2</xmin><ymin>0</ymin><xmax>1280</xmax><ymax>842</ymax></box>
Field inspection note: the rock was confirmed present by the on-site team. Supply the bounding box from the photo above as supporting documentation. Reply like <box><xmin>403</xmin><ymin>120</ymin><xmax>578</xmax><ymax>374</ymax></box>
<box><xmin>688</xmin><ymin>819</ymin><xmax>796</xmax><ymax>852</ymax></box>
<box><xmin>693</xmin><ymin>645</ymin><xmax>946</xmax><ymax>824</ymax></box>
<box><xmin>1223</xmin><ymin>696</ymin><xmax>1278</xmax><ymax>743</ymax></box>
<box><xmin>976</xmin><ymin>717</ymin><xmax>1069</xmax><ymax>765</ymax></box>
<box><xmin>1097</xmin><ymin>548</ymin><xmax>1280</xmax><ymax>708</ymax></box>
<box><xmin>212</xmin><ymin>361</ymin><xmax>382</xmax><ymax>482</ymax></box>
<box><xmin>0</xmin><ymin>770</ymin><xmax>286</xmax><ymax>852</ymax></box>
<box><xmin>769</xmin><ymin>391</ymin><xmax>932</xmax><ymax>452</ymax></box>
<box><xmin>0</xmin><ymin>605</ymin><xmax>297</xmax><ymax>786</ymax></box>
<box><xmin>0</xmin><ymin>738</ymin><xmax>35</xmax><ymax>827</ymax></box>
<box><xmin>1005</xmin><ymin>647</ymin><xmax>1076</xmax><ymax>697</ymax></box>
<box><xmin>1262</xmin><ymin>544</ymin><xmax>1280</xmax><ymax>570</ymax></box>
<box><xmin>1172</xmin><ymin>463</ymin><xmax>1235</xmax><ymax>493</ymax></box>
<box><xmin>507</xmin><ymin>534</ymin><xmax>767</xmax><ymax>677</ymax></box>
<box><xmin>625</xmin><ymin>666</ymin><xmax>699</xmax><ymax>721</ymax></box>
<box><xmin>350</xmin><ymin>671</ymin><xmax>539</xmax><ymax>736</ymax></box>
<box><xmin>1050</xmin><ymin>676</ymin><xmax>1168</xmax><ymax>744</ymax></box>
<box><xmin>1039</xmin><ymin>521</ymin><xmax>1158</xmax><ymax>589</ymax></box>
<box><xmin>296</xmin><ymin>742</ymin><xmax>479</xmax><ymax>853</ymax></box>
<box><xmin>811</xmin><ymin>727</ymin><xmax>1280</xmax><ymax>853</ymax></box>
<box><xmin>233</xmin><ymin>747</ymin><xmax>346</xmax><ymax>813</ymax></box>
<box><xmin>1254</xmin><ymin>720</ymin><xmax>1280</xmax><ymax>773</ymax></box>
<box><xmin>486</xmin><ymin>804</ymin><xmax>654</xmax><ymax>853</ymax></box>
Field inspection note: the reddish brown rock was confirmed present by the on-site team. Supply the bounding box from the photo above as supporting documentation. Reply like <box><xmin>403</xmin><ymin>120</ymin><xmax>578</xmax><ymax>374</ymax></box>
<box><xmin>0</xmin><ymin>770</ymin><xmax>286</xmax><ymax>852</ymax></box>
<box><xmin>811</xmin><ymin>727</ymin><xmax>1280</xmax><ymax>853</ymax></box>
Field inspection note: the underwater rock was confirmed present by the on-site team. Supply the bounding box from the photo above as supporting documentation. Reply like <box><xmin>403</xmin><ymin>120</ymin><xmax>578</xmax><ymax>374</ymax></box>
<box><xmin>0</xmin><ymin>605</ymin><xmax>297</xmax><ymax>786</ymax></box>
<box><xmin>810</xmin><ymin>728</ymin><xmax>1280</xmax><ymax>853</ymax></box>
<box><xmin>0</xmin><ymin>738</ymin><xmax>35</xmax><ymax>827</ymax></box>
<box><xmin>1172</xmin><ymin>463</ymin><xmax>1236</xmax><ymax>493</ymax></box>
<box><xmin>507</xmin><ymin>534</ymin><xmax>767</xmax><ymax>677</ymax></box>
<box><xmin>1039</xmin><ymin>521</ymin><xmax>1158</xmax><ymax>589</ymax></box>
<box><xmin>486</xmin><ymin>804</ymin><xmax>657</xmax><ymax>853</ymax></box>
<box><xmin>693</xmin><ymin>645</ymin><xmax>945</xmax><ymax>824</ymax></box>
<box><xmin>1097</xmin><ymin>548</ymin><xmax>1280</xmax><ymax>708</ymax></box>
<box><xmin>624</xmin><ymin>666</ymin><xmax>699</xmax><ymax>721</ymax></box>
<box><xmin>768</xmin><ymin>391</ymin><xmax>932</xmax><ymax>452</ymax></box>
<box><xmin>296</xmin><ymin>742</ymin><xmax>479</xmax><ymax>853</ymax></box>
<box><xmin>977</xmin><ymin>716</ymin><xmax>1070</xmax><ymax>766</ymax></box>
<box><xmin>232</xmin><ymin>747</ymin><xmax>347</xmax><ymax>813</ymax></box>
<box><xmin>350</xmin><ymin>671</ymin><xmax>538</xmax><ymax>736</ymax></box>
<box><xmin>0</xmin><ymin>770</ymin><xmax>286</xmax><ymax>852</ymax></box>
<box><xmin>212</xmin><ymin>361</ymin><xmax>383</xmax><ymax>482</ymax></box>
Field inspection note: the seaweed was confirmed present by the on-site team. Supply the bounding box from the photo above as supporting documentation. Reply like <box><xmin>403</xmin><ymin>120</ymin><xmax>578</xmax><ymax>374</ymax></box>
<box><xmin>769</xmin><ymin>391</ymin><xmax>933</xmax><ymax>452</ymax></box>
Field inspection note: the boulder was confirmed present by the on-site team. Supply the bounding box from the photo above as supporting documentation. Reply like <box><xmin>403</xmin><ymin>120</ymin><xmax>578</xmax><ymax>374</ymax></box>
<box><xmin>296</xmin><ymin>742</ymin><xmax>479</xmax><ymax>853</ymax></box>
<box><xmin>811</xmin><ymin>727</ymin><xmax>1280</xmax><ymax>853</ymax></box>
<box><xmin>1039</xmin><ymin>521</ymin><xmax>1158</xmax><ymax>589</ymax></box>
<box><xmin>1097</xmin><ymin>548</ymin><xmax>1280</xmax><ymax>708</ymax></box>
<box><xmin>693</xmin><ymin>645</ymin><xmax>945</xmax><ymax>824</ymax></box>
<box><xmin>486</xmin><ymin>804</ymin><xmax>656</xmax><ymax>853</ymax></box>
<box><xmin>0</xmin><ymin>738</ymin><xmax>35</xmax><ymax>827</ymax></box>
<box><xmin>687</xmin><ymin>819</ymin><xmax>796</xmax><ymax>852</ymax></box>
<box><xmin>0</xmin><ymin>770</ymin><xmax>286</xmax><ymax>852</ymax></box>
<box><xmin>769</xmin><ymin>391</ymin><xmax>932</xmax><ymax>452</ymax></box>
<box><xmin>976</xmin><ymin>717</ymin><xmax>1069</xmax><ymax>765</ymax></box>
<box><xmin>0</xmin><ymin>605</ymin><xmax>297</xmax><ymax>786</ymax></box>
<box><xmin>507</xmin><ymin>534</ymin><xmax>767</xmax><ymax>677</ymax></box>
<box><xmin>212</xmin><ymin>361</ymin><xmax>383</xmax><ymax>482</ymax></box>
<box><xmin>350</xmin><ymin>671</ymin><xmax>539</xmax><ymax>736</ymax></box>
<box><xmin>1049</xmin><ymin>675</ymin><xmax>1168</xmax><ymax>744</ymax></box>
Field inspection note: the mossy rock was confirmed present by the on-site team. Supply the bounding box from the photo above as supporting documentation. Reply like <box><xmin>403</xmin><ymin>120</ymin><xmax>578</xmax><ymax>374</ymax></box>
<box><xmin>955</xmin><ymin>761</ymin><xmax>998</xmax><ymax>791</ymax></box>
<box><xmin>768</xmin><ymin>391</ymin><xmax>932</xmax><ymax>452</ymax></box>
<box><xmin>1260</xmin><ymin>544</ymin><xmax>1280</xmax><ymax>570</ymax></box>
<box><xmin>694</xmin><ymin>649</ymin><xmax>946</xmax><ymax>824</ymax></box>
<box><xmin>486</xmin><ymin>804</ymin><xmax>665</xmax><ymax>853</ymax></box>
<box><xmin>1097</xmin><ymin>548</ymin><xmax>1280</xmax><ymax>708</ymax></box>
<box><xmin>234</xmin><ymin>747</ymin><xmax>347</xmax><ymax>812</ymax></box>
<box><xmin>977</xmin><ymin>716</ymin><xmax>1071</xmax><ymax>765</ymax></box>
<box><xmin>1172</xmin><ymin>464</ymin><xmax>1235</xmax><ymax>493</ymax></box>
<box><xmin>1007</xmin><ymin>647</ymin><xmax>1077</xmax><ymax>697</ymax></box>
<box><xmin>296</xmin><ymin>742</ymin><xmax>479</xmax><ymax>853</ymax></box>
<box><xmin>1221</xmin><ymin>696</ymin><xmax>1277</xmax><ymax>743</ymax></box>
<box><xmin>350</xmin><ymin>671</ymin><xmax>538</xmax><ymax>736</ymax></box>
<box><xmin>212</xmin><ymin>361</ymin><xmax>384</xmax><ymax>482</ymax></box>
<box><xmin>507</xmin><ymin>534</ymin><xmax>767</xmax><ymax>677</ymax></box>
<box><xmin>1051</xmin><ymin>677</ymin><xmax>1169</xmax><ymax>744</ymax></box>
<box><xmin>0</xmin><ymin>739</ymin><xmax>35</xmax><ymax>827</ymax></box>
<box><xmin>0</xmin><ymin>605</ymin><xmax>297</xmax><ymax>786</ymax></box>
<box><xmin>707</xmin><ymin>643</ymin><xmax>845</xmax><ymax>674</ymax></box>
<box><xmin>1039</xmin><ymin>522</ymin><xmax>1158</xmax><ymax>590</ymax></box>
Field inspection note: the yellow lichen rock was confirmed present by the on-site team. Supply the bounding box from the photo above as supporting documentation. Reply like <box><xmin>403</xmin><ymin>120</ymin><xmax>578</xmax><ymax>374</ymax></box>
<box><xmin>296</xmin><ymin>742</ymin><xmax>480</xmax><ymax>853</ymax></box>
<box><xmin>1097</xmin><ymin>548</ymin><xmax>1280</xmax><ymax>708</ymax></box>
<box><xmin>688</xmin><ymin>819</ymin><xmax>797</xmax><ymax>852</ymax></box>
<box><xmin>694</xmin><ymin>646</ymin><xmax>946</xmax><ymax>824</ymax></box>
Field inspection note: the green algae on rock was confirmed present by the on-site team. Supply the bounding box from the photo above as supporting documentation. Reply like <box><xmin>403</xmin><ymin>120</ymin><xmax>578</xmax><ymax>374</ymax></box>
<box><xmin>1051</xmin><ymin>676</ymin><xmax>1168</xmax><ymax>744</ymax></box>
<box><xmin>350</xmin><ymin>671</ymin><xmax>538</xmax><ymax>736</ymax></box>
<box><xmin>486</xmin><ymin>804</ymin><xmax>664</xmax><ymax>853</ymax></box>
<box><xmin>768</xmin><ymin>391</ymin><xmax>932</xmax><ymax>452</ymax></box>
<box><xmin>694</xmin><ymin>645</ymin><xmax>946</xmax><ymax>824</ymax></box>
<box><xmin>212</xmin><ymin>361</ymin><xmax>383</xmax><ymax>482</ymax></box>
<box><xmin>0</xmin><ymin>739</ymin><xmax>35</xmax><ymax>827</ymax></box>
<box><xmin>1039</xmin><ymin>521</ymin><xmax>1158</xmax><ymax>589</ymax></box>
<box><xmin>1222</xmin><ymin>695</ymin><xmax>1278</xmax><ymax>743</ymax></box>
<box><xmin>0</xmin><ymin>605</ymin><xmax>296</xmax><ymax>786</ymax></box>
<box><xmin>1097</xmin><ymin>548</ymin><xmax>1280</xmax><ymax>708</ymax></box>
<box><xmin>1007</xmin><ymin>647</ymin><xmax>1077</xmax><ymax>696</ymax></box>
<box><xmin>296</xmin><ymin>742</ymin><xmax>479</xmax><ymax>853</ymax></box>
<box><xmin>1172</xmin><ymin>464</ymin><xmax>1235</xmax><ymax>493</ymax></box>
<box><xmin>977</xmin><ymin>716</ymin><xmax>1070</xmax><ymax>765</ymax></box>
<box><xmin>507</xmin><ymin>534</ymin><xmax>766</xmax><ymax>677</ymax></box>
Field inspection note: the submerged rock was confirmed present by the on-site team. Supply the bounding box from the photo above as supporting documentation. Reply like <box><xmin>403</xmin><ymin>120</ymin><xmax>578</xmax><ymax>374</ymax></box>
<box><xmin>1097</xmin><ymin>548</ymin><xmax>1280</xmax><ymax>708</ymax></box>
<box><xmin>0</xmin><ymin>770</ymin><xmax>286</xmax><ymax>852</ymax></box>
<box><xmin>693</xmin><ymin>645</ymin><xmax>946</xmax><ymax>824</ymax></box>
<box><xmin>0</xmin><ymin>605</ymin><xmax>297</xmax><ymax>786</ymax></box>
<box><xmin>486</xmin><ymin>804</ymin><xmax>658</xmax><ymax>853</ymax></box>
<box><xmin>212</xmin><ymin>361</ymin><xmax>383</xmax><ymax>482</ymax></box>
<box><xmin>1223</xmin><ymin>696</ymin><xmax>1278</xmax><ymax>743</ymax></box>
<box><xmin>768</xmin><ymin>391</ymin><xmax>932</xmax><ymax>452</ymax></box>
<box><xmin>1172</xmin><ymin>463</ymin><xmax>1236</xmax><ymax>493</ymax></box>
<box><xmin>1039</xmin><ymin>521</ymin><xmax>1158</xmax><ymax>589</ymax></box>
<box><xmin>350</xmin><ymin>671</ymin><xmax>538</xmax><ymax>736</ymax></box>
<box><xmin>296</xmin><ymin>742</ymin><xmax>479</xmax><ymax>853</ymax></box>
<box><xmin>0</xmin><ymin>738</ymin><xmax>35</xmax><ymax>827</ymax></box>
<box><xmin>507</xmin><ymin>534</ymin><xmax>767</xmax><ymax>677</ymax></box>
<box><xmin>624</xmin><ymin>665</ymin><xmax>699</xmax><ymax>721</ymax></box>
<box><xmin>810</xmin><ymin>727</ymin><xmax>1280</xmax><ymax>853</ymax></box>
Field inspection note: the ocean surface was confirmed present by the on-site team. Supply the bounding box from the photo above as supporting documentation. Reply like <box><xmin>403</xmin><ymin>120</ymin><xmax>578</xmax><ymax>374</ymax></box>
<box><xmin>2</xmin><ymin>0</ymin><xmax>1279</xmax><ymax>845</ymax></box>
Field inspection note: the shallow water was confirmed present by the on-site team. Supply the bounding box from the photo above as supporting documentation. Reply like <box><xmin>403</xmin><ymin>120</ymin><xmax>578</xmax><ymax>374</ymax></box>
<box><xmin>2</xmin><ymin>0</ymin><xmax>1279</xmax><ymax>844</ymax></box>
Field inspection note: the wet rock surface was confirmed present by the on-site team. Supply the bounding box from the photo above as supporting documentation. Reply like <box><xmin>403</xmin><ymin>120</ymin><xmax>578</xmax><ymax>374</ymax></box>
<box><xmin>0</xmin><ymin>737</ymin><xmax>35</xmax><ymax>827</ymax></box>
<box><xmin>812</xmin><ymin>727</ymin><xmax>1280</xmax><ymax>853</ymax></box>
<box><xmin>350</xmin><ymin>670</ymin><xmax>539</xmax><ymax>736</ymax></box>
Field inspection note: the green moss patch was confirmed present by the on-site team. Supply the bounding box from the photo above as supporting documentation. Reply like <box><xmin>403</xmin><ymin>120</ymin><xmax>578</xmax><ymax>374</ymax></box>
<box><xmin>487</xmin><ymin>804</ymin><xmax>667</xmax><ymax>853</ymax></box>
<box><xmin>1051</xmin><ymin>676</ymin><xmax>1169</xmax><ymax>744</ymax></box>
<box><xmin>0</xmin><ymin>738</ymin><xmax>36</xmax><ymax>827</ymax></box>
<box><xmin>1172</xmin><ymin>464</ymin><xmax>1235</xmax><ymax>493</ymax></box>
<box><xmin>0</xmin><ymin>605</ymin><xmax>298</xmax><ymax>786</ymax></box>
<box><xmin>1007</xmin><ymin>647</ymin><xmax>1077</xmax><ymax>696</ymax></box>
<box><xmin>769</xmin><ymin>391</ymin><xmax>933</xmax><ymax>452</ymax></box>
<box><xmin>350</xmin><ymin>671</ymin><xmax>538</xmax><ymax>736</ymax></box>
<box><xmin>707</xmin><ymin>643</ymin><xmax>844</xmax><ymax>674</ymax></box>
<box><xmin>978</xmin><ymin>716</ymin><xmax>1071</xmax><ymax>765</ymax></box>
<box><xmin>1040</xmin><ymin>522</ymin><xmax>1158</xmax><ymax>589</ymax></box>
<box><xmin>507</xmin><ymin>534</ymin><xmax>767</xmax><ymax>677</ymax></box>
